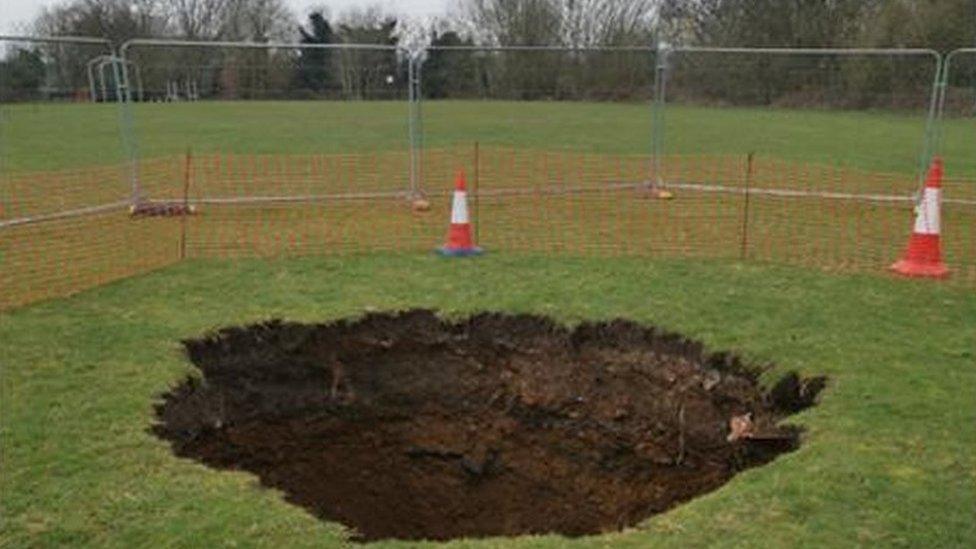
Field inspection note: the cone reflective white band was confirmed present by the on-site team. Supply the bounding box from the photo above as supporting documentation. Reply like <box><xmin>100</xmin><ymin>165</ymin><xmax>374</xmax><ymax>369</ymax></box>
<box><xmin>913</xmin><ymin>187</ymin><xmax>941</xmax><ymax>235</ymax></box>
<box><xmin>451</xmin><ymin>191</ymin><xmax>469</xmax><ymax>224</ymax></box>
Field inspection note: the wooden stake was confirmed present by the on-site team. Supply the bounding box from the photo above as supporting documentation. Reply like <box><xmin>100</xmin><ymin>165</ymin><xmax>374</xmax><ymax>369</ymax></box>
<box><xmin>474</xmin><ymin>141</ymin><xmax>481</xmax><ymax>245</ymax></box>
<box><xmin>180</xmin><ymin>148</ymin><xmax>192</xmax><ymax>261</ymax></box>
<box><xmin>740</xmin><ymin>152</ymin><xmax>754</xmax><ymax>261</ymax></box>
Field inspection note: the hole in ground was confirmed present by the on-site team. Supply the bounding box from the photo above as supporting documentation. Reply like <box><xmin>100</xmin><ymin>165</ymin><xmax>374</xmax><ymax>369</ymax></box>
<box><xmin>152</xmin><ymin>310</ymin><xmax>825</xmax><ymax>542</ymax></box>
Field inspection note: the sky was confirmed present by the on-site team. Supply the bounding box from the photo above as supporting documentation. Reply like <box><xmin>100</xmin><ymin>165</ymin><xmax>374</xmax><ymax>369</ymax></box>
<box><xmin>0</xmin><ymin>0</ymin><xmax>451</xmax><ymax>34</ymax></box>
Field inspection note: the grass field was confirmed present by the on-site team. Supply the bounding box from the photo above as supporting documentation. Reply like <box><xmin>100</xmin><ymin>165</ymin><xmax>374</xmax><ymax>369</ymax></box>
<box><xmin>1</xmin><ymin>97</ymin><xmax>975</xmax><ymax>546</ymax></box>
<box><xmin>0</xmin><ymin>44</ymin><xmax>976</xmax><ymax>549</ymax></box>
<box><xmin>2</xmin><ymin>100</ymin><xmax>974</xmax><ymax>177</ymax></box>
<box><xmin>1</xmin><ymin>255</ymin><xmax>975</xmax><ymax>547</ymax></box>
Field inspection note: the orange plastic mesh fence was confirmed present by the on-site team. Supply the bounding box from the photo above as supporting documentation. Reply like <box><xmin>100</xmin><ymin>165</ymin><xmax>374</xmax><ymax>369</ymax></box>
<box><xmin>2</xmin><ymin>146</ymin><xmax>974</xmax><ymax>310</ymax></box>
<box><xmin>0</xmin><ymin>208</ymin><xmax>181</xmax><ymax>310</ymax></box>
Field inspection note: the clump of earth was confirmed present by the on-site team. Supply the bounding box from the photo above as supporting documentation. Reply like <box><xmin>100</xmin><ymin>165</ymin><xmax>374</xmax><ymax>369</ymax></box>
<box><xmin>153</xmin><ymin>309</ymin><xmax>825</xmax><ymax>542</ymax></box>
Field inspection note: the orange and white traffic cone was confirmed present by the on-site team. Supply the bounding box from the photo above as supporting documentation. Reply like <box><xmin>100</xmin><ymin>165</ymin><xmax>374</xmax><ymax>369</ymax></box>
<box><xmin>437</xmin><ymin>169</ymin><xmax>483</xmax><ymax>257</ymax></box>
<box><xmin>890</xmin><ymin>157</ymin><xmax>949</xmax><ymax>279</ymax></box>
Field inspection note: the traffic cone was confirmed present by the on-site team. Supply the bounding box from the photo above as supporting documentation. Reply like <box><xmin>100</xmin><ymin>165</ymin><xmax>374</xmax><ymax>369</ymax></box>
<box><xmin>437</xmin><ymin>169</ymin><xmax>483</xmax><ymax>257</ymax></box>
<box><xmin>890</xmin><ymin>157</ymin><xmax>949</xmax><ymax>279</ymax></box>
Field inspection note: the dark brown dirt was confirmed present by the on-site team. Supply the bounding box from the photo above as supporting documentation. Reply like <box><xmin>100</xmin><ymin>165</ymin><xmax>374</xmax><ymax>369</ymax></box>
<box><xmin>152</xmin><ymin>310</ymin><xmax>825</xmax><ymax>542</ymax></box>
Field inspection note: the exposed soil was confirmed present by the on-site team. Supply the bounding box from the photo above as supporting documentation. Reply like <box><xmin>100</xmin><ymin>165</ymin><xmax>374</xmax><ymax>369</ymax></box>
<box><xmin>152</xmin><ymin>310</ymin><xmax>825</xmax><ymax>542</ymax></box>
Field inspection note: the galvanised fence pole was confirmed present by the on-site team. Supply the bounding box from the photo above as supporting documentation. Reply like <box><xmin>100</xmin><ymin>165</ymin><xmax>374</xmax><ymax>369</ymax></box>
<box><xmin>414</xmin><ymin>49</ymin><xmax>429</xmax><ymax>197</ymax></box>
<box><xmin>918</xmin><ymin>51</ymin><xmax>946</xmax><ymax>191</ymax></box>
<box><xmin>651</xmin><ymin>46</ymin><xmax>668</xmax><ymax>186</ymax></box>
<box><xmin>86</xmin><ymin>55</ymin><xmax>111</xmax><ymax>102</ymax></box>
<box><xmin>408</xmin><ymin>48</ymin><xmax>422</xmax><ymax>198</ymax></box>
<box><xmin>112</xmin><ymin>52</ymin><xmax>142</xmax><ymax>205</ymax></box>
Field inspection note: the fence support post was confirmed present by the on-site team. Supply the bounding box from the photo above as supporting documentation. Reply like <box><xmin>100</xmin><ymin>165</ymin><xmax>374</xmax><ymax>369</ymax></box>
<box><xmin>116</xmin><ymin>42</ymin><xmax>142</xmax><ymax>206</ymax></box>
<box><xmin>651</xmin><ymin>45</ymin><xmax>669</xmax><ymax>187</ymax></box>
<box><xmin>406</xmin><ymin>48</ymin><xmax>427</xmax><ymax>200</ymax></box>
<box><xmin>408</xmin><ymin>50</ymin><xmax>417</xmax><ymax>198</ymax></box>
<box><xmin>918</xmin><ymin>51</ymin><xmax>946</xmax><ymax>193</ymax></box>
<box><xmin>740</xmin><ymin>152</ymin><xmax>755</xmax><ymax>261</ymax></box>
<box><xmin>180</xmin><ymin>148</ymin><xmax>193</xmax><ymax>261</ymax></box>
<box><xmin>474</xmin><ymin>141</ymin><xmax>480</xmax><ymax>245</ymax></box>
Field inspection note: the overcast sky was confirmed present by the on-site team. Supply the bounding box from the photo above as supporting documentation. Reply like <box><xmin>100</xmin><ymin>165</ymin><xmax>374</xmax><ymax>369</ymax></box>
<box><xmin>0</xmin><ymin>0</ymin><xmax>451</xmax><ymax>33</ymax></box>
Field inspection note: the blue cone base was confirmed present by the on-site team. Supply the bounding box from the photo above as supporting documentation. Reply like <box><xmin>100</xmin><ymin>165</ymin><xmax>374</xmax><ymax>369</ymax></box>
<box><xmin>436</xmin><ymin>247</ymin><xmax>484</xmax><ymax>257</ymax></box>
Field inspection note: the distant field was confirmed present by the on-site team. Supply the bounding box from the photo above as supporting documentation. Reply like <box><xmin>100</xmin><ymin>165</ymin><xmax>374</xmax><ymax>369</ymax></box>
<box><xmin>2</xmin><ymin>100</ymin><xmax>973</xmax><ymax>177</ymax></box>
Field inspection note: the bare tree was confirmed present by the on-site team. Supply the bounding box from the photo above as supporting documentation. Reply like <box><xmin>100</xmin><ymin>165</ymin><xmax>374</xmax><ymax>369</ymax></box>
<box><xmin>561</xmin><ymin>0</ymin><xmax>657</xmax><ymax>47</ymax></box>
<box><xmin>460</xmin><ymin>0</ymin><xmax>657</xmax><ymax>47</ymax></box>
<box><xmin>160</xmin><ymin>0</ymin><xmax>293</xmax><ymax>41</ymax></box>
<box><xmin>333</xmin><ymin>6</ymin><xmax>402</xmax><ymax>99</ymax></box>
<box><xmin>449</xmin><ymin>1</ymin><xmax>657</xmax><ymax>102</ymax></box>
<box><xmin>210</xmin><ymin>0</ymin><xmax>294</xmax><ymax>100</ymax></box>
<box><xmin>35</xmin><ymin>0</ymin><xmax>169</xmax><ymax>46</ymax></box>
<box><xmin>462</xmin><ymin>0</ymin><xmax>563</xmax><ymax>46</ymax></box>
<box><xmin>30</xmin><ymin>0</ymin><xmax>168</xmax><ymax>100</ymax></box>
<box><xmin>163</xmin><ymin>0</ymin><xmax>229</xmax><ymax>39</ymax></box>
<box><xmin>657</xmin><ymin>0</ymin><xmax>879</xmax><ymax>48</ymax></box>
<box><xmin>223</xmin><ymin>0</ymin><xmax>294</xmax><ymax>42</ymax></box>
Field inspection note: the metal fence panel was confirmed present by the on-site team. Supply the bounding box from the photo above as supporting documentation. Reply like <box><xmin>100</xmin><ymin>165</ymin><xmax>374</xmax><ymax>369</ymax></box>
<box><xmin>416</xmin><ymin>46</ymin><xmax>658</xmax><ymax>157</ymax></box>
<box><xmin>643</xmin><ymin>48</ymin><xmax>962</xmax><ymax>272</ymax></box>
<box><xmin>939</xmin><ymin>49</ymin><xmax>976</xmax><ymax>284</ymax></box>
<box><xmin>408</xmin><ymin>46</ymin><xmax>973</xmax><ymax>280</ymax></box>
<box><xmin>658</xmin><ymin>48</ymin><xmax>942</xmax><ymax>177</ymax></box>
<box><xmin>1</xmin><ymin>36</ymin><xmax>123</xmax><ymax>218</ymax></box>
<box><xmin>4</xmin><ymin>40</ymin><xmax>974</xmax><ymax>311</ymax></box>
<box><xmin>0</xmin><ymin>35</ymin><xmax>166</xmax><ymax>309</ymax></box>
<box><xmin>941</xmin><ymin>49</ymin><xmax>976</xmax><ymax>171</ymax></box>
<box><xmin>118</xmin><ymin>40</ymin><xmax>422</xmax><ymax>259</ymax></box>
<box><xmin>413</xmin><ymin>47</ymin><xmax>664</xmax><ymax>257</ymax></box>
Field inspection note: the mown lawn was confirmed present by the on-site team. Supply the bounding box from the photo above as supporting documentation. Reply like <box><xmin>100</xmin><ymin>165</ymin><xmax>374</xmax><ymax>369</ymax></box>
<box><xmin>2</xmin><ymin>100</ymin><xmax>973</xmax><ymax>177</ymax></box>
<box><xmin>1</xmin><ymin>254</ymin><xmax>974</xmax><ymax>547</ymax></box>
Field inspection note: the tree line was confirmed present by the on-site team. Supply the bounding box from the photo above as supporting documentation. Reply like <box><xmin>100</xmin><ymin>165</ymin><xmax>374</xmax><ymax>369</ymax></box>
<box><xmin>663</xmin><ymin>0</ymin><xmax>974</xmax><ymax>110</ymax></box>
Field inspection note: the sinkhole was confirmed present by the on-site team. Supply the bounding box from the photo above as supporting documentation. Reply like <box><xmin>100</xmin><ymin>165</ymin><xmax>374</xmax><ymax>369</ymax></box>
<box><xmin>153</xmin><ymin>309</ymin><xmax>824</xmax><ymax>542</ymax></box>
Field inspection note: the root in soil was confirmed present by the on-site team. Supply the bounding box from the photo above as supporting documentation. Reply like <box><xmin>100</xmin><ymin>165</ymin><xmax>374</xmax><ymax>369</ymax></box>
<box><xmin>152</xmin><ymin>309</ymin><xmax>825</xmax><ymax>542</ymax></box>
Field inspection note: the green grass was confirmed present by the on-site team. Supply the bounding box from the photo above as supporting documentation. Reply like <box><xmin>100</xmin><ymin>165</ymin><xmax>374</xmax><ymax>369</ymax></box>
<box><xmin>2</xmin><ymin>100</ymin><xmax>974</xmax><ymax>177</ymax></box>
<box><xmin>2</xmin><ymin>94</ymin><xmax>974</xmax><ymax>545</ymax></box>
<box><xmin>2</xmin><ymin>254</ymin><xmax>974</xmax><ymax>547</ymax></box>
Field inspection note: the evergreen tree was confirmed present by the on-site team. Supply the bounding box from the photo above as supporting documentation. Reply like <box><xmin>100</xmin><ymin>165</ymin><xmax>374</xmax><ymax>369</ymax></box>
<box><xmin>0</xmin><ymin>48</ymin><xmax>46</xmax><ymax>102</ymax></box>
<box><xmin>298</xmin><ymin>12</ymin><xmax>334</xmax><ymax>93</ymax></box>
<box><xmin>423</xmin><ymin>31</ymin><xmax>478</xmax><ymax>99</ymax></box>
